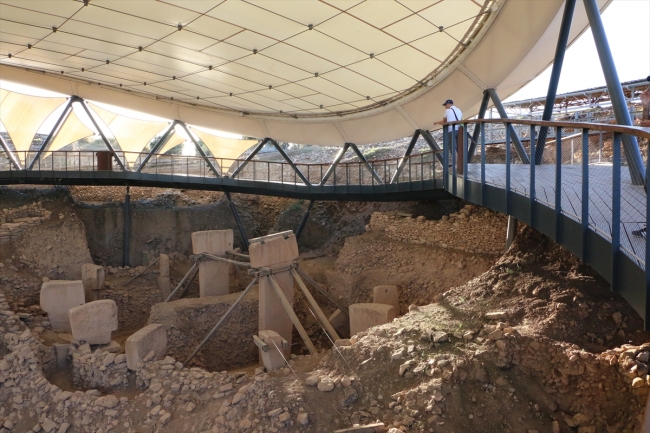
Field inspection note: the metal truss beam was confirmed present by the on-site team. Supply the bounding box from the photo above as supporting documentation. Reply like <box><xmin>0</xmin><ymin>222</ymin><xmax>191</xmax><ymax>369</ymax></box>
<box><xmin>0</xmin><ymin>134</ymin><xmax>22</xmax><ymax>170</ymax></box>
<box><xmin>419</xmin><ymin>129</ymin><xmax>444</xmax><ymax>165</ymax></box>
<box><xmin>320</xmin><ymin>143</ymin><xmax>349</xmax><ymax>185</ymax></box>
<box><xmin>229</xmin><ymin>137</ymin><xmax>270</xmax><ymax>179</ymax></box>
<box><xmin>295</xmin><ymin>200</ymin><xmax>314</xmax><ymax>240</ymax></box>
<box><xmin>583</xmin><ymin>0</ymin><xmax>645</xmax><ymax>185</ymax></box>
<box><xmin>391</xmin><ymin>130</ymin><xmax>421</xmax><ymax>184</ymax></box>
<box><xmin>535</xmin><ymin>0</ymin><xmax>576</xmax><ymax>164</ymax></box>
<box><xmin>225</xmin><ymin>190</ymin><xmax>249</xmax><ymax>251</ymax></box>
<box><xmin>487</xmin><ymin>89</ymin><xmax>531</xmax><ymax>164</ymax></box>
<box><xmin>28</xmin><ymin>98</ymin><xmax>74</xmax><ymax>169</ymax></box>
<box><xmin>467</xmin><ymin>90</ymin><xmax>490</xmax><ymax>162</ymax></box>
<box><xmin>269</xmin><ymin>139</ymin><xmax>310</xmax><ymax>186</ymax></box>
<box><xmin>347</xmin><ymin>142</ymin><xmax>383</xmax><ymax>184</ymax></box>
<box><xmin>137</xmin><ymin>120</ymin><xmax>178</xmax><ymax>172</ymax></box>
<box><xmin>77</xmin><ymin>97</ymin><xmax>126</xmax><ymax>171</ymax></box>
<box><xmin>178</xmin><ymin>122</ymin><xmax>220</xmax><ymax>177</ymax></box>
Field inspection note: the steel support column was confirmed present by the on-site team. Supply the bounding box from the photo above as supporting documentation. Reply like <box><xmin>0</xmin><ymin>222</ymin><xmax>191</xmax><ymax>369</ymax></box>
<box><xmin>28</xmin><ymin>98</ymin><xmax>75</xmax><ymax>169</ymax></box>
<box><xmin>295</xmin><ymin>200</ymin><xmax>314</xmax><ymax>240</ymax></box>
<box><xmin>269</xmin><ymin>139</ymin><xmax>310</xmax><ymax>185</ymax></box>
<box><xmin>224</xmin><ymin>190</ymin><xmax>249</xmax><ymax>251</ymax></box>
<box><xmin>347</xmin><ymin>143</ymin><xmax>383</xmax><ymax>184</ymax></box>
<box><xmin>391</xmin><ymin>130</ymin><xmax>421</xmax><ymax>184</ymax></box>
<box><xmin>487</xmin><ymin>89</ymin><xmax>531</xmax><ymax>164</ymax></box>
<box><xmin>0</xmin><ymin>134</ymin><xmax>22</xmax><ymax>170</ymax></box>
<box><xmin>123</xmin><ymin>185</ymin><xmax>131</xmax><ymax>267</ymax></box>
<box><xmin>137</xmin><ymin>121</ymin><xmax>178</xmax><ymax>172</ymax></box>
<box><xmin>535</xmin><ymin>0</ymin><xmax>577</xmax><ymax>164</ymax></box>
<box><xmin>229</xmin><ymin>138</ymin><xmax>270</xmax><ymax>179</ymax></box>
<box><xmin>505</xmin><ymin>215</ymin><xmax>518</xmax><ymax>251</ymax></box>
<box><xmin>78</xmin><ymin>98</ymin><xmax>126</xmax><ymax>171</ymax></box>
<box><xmin>583</xmin><ymin>0</ymin><xmax>645</xmax><ymax>185</ymax></box>
<box><xmin>468</xmin><ymin>90</ymin><xmax>490</xmax><ymax>162</ymax></box>
<box><xmin>178</xmin><ymin>123</ymin><xmax>220</xmax><ymax>177</ymax></box>
<box><xmin>320</xmin><ymin>143</ymin><xmax>350</xmax><ymax>184</ymax></box>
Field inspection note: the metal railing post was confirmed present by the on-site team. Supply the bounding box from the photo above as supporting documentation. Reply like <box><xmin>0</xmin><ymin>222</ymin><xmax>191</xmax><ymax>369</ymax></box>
<box><xmin>530</xmin><ymin>125</ymin><xmax>536</xmax><ymax>226</ymax></box>
<box><xmin>611</xmin><ymin>132</ymin><xmax>621</xmax><ymax>291</ymax></box>
<box><xmin>505</xmin><ymin>122</ymin><xmax>511</xmax><ymax>215</ymax></box>
<box><xmin>480</xmin><ymin>122</ymin><xmax>486</xmax><ymax>205</ymax></box>
<box><xmin>443</xmin><ymin>125</ymin><xmax>449</xmax><ymax>191</ymax></box>
<box><xmin>555</xmin><ymin>127</ymin><xmax>563</xmax><ymax>242</ymax></box>
<box><xmin>581</xmin><ymin>128</ymin><xmax>590</xmax><ymax>262</ymax></box>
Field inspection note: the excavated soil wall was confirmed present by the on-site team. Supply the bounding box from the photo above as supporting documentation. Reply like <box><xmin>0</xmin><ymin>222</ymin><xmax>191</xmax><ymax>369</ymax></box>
<box><xmin>75</xmin><ymin>201</ymin><xmax>258</xmax><ymax>266</ymax></box>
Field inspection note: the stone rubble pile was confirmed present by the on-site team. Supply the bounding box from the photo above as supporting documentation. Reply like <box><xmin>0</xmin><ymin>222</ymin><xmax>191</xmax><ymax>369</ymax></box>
<box><xmin>366</xmin><ymin>206</ymin><xmax>507</xmax><ymax>254</ymax></box>
<box><xmin>0</xmin><ymin>203</ymin><xmax>51</xmax><ymax>244</ymax></box>
<box><xmin>0</xmin><ymin>287</ymin><xmax>321</xmax><ymax>433</ymax></box>
<box><xmin>310</xmin><ymin>303</ymin><xmax>647</xmax><ymax>432</ymax></box>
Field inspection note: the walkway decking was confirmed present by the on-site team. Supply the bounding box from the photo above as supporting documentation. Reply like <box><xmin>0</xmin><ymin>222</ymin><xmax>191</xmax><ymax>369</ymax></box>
<box><xmin>466</xmin><ymin>163</ymin><xmax>647</xmax><ymax>265</ymax></box>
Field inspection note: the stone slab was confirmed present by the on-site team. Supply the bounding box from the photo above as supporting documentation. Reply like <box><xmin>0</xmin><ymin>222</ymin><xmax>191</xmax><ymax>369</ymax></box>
<box><xmin>40</xmin><ymin>280</ymin><xmax>85</xmax><ymax>331</ymax></box>
<box><xmin>69</xmin><ymin>300</ymin><xmax>118</xmax><ymax>345</ymax></box>
<box><xmin>81</xmin><ymin>264</ymin><xmax>104</xmax><ymax>302</ymax></box>
<box><xmin>191</xmin><ymin>230</ymin><xmax>233</xmax><ymax>297</ymax></box>
<box><xmin>328</xmin><ymin>309</ymin><xmax>350</xmax><ymax>339</ymax></box>
<box><xmin>349</xmin><ymin>303</ymin><xmax>396</xmax><ymax>336</ymax></box>
<box><xmin>249</xmin><ymin>233</ymin><xmax>299</xmax><ymax>357</ymax></box>
<box><xmin>125</xmin><ymin>324</ymin><xmax>167</xmax><ymax>370</ymax></box>
<box><xmin>373</xmin><ymin>285</ymin><xmax>399</xmax><ymax>313</ymax></box>
<box><xmin>259</xmin><ymin>330</ymin><xmax>287</xmax><ymax>372</ymax></box>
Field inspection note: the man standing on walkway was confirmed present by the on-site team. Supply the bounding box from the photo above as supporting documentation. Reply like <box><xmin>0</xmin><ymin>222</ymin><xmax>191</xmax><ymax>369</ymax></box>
<box><xmin>435</xmin><ymin>99</ymin><xmax>463</xmax><ymax>144</ymax></box>
<box><xmin>435</xmin><ymin>99</ymin><xmax>464</xmax><ymax>172</ymax></box>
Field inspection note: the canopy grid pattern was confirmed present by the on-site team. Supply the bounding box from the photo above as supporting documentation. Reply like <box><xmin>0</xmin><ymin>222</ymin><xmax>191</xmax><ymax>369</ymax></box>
<box><xmin>0</xmin><ymin>0</ymin><xmax>493</xmax><ymax>118</ymax></box>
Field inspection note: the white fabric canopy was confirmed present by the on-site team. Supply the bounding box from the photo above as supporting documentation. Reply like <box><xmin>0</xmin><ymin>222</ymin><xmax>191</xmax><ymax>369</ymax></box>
<box><xmin>89</xmin><ymin>103</ymin><xmax>169</xmax><ymax>167</ymax></box>
<box><xmin>43</xmin><ymin>110</ymin><xmax>94</xmax><ymax>159</ymax></box>
<box><xmin>0</xmin><ymin>90</ymin><xmax>66</xmax><ymax>163</ymax></box>
<box><xmin>0</xmin><ymin>0</ymin><xmax>610</xmax><ymax>146</ymax></box>
<box><xmin>191</xmin><ymin>127</ymin><xmax>257</xmax><ymax>172</ymax></box>
<box><xmin>157</xmin><ymin>132</ymin><xmax>185</xmax><ymax>155</ymax></box>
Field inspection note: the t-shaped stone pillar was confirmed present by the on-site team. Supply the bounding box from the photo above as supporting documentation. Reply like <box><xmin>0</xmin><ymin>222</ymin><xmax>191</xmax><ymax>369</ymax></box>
<box><xmin>81</xmin><ymin>264</ymin><xmax>104</xmax><ymax>302</ymax></box>
<box><xmin>249</xmin><ymin>232</ymin><xmax>299</xmax><ymax>358</ymax></box>
<box><xmin>191</xmin><ymin>230</ymin><xmax>233</xmax><ymax>297</ymax></box>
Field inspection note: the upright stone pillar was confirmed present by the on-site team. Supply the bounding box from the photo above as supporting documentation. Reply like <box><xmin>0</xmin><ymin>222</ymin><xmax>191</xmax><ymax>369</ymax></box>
<box><xmin>157</xmin><ymin>254</ymin><xmax>171</xmax><ymax>300</ymax></box>
<box><xmin>81</xmin><ymin>264</ymin><xmax>104</xmax><ymax>302</ymax></box>
<box><xmin>191</xmin><ymin>230</ymin><xmax>233</xmax><ymax>297</ymax></box>
<box><xmin>249</xmin><ymin>232</ymin><xmax>299</xmax><ymax>357</ymax></box>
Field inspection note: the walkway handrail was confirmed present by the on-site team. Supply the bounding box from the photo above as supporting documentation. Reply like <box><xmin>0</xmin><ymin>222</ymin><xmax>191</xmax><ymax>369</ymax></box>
<box><xmin>440</xmin><ymin>117</ymin><xmax>650</xmax><ymax>329</ymax></box>
<box><xmin>444</xmin><ymin>118</ymin><xmax>650</xmax><ymax>140</ymax></box>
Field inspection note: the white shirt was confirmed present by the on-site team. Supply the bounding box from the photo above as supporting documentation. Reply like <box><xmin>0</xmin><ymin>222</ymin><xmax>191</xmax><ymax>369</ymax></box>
<box><xmin>444</xmin><ymin>106</ymin><xmax>462</xmax><ymax>131</ymax></box>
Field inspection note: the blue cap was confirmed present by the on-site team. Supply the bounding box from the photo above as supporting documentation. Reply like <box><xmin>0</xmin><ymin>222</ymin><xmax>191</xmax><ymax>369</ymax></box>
<box><xmin>442</xmin><ymin>99</ymin><xmax>453</xmax><ymax>106</ymax></box>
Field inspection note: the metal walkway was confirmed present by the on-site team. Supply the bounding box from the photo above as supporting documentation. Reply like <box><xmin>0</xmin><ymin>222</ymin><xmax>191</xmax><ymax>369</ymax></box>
<box><xmin>1</xmin><ymin>120</ymin><xmax>650</xmax><ymax>328</ymax></box>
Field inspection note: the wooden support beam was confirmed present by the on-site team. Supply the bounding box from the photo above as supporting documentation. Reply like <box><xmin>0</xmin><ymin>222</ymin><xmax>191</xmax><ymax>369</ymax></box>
<box><xmin>291</xmin><ymin>269</ymin><xmax>340</xmax><ymax>341</ymax></box>
<box><xmin>267</xmin><ymin>275</ymin><xmax>318</xmax><ymax>355</ymax></box>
